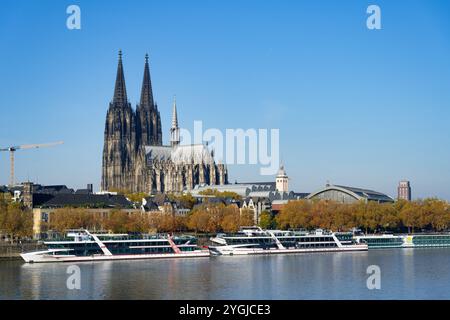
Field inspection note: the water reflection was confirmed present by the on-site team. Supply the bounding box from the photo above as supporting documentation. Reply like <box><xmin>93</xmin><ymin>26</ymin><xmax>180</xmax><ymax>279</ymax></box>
<box><xmin>0</xmin><ymin>249</ymin><xmax>449</xmax><ymax>300</ymax></box>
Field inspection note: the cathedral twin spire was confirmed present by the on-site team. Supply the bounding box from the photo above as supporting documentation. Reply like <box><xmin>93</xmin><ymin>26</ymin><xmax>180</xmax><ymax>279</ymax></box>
<box><xmin>103</xmin><ymin>51</ymin><xmax>228</xmax><ymax>193</ymax></box>
<box><xmin>112</xmin><ymin>50</ymin><xmax>128</xmax><ymax>106</ymax></box>
<box><xmin>111</xmin><ymin>50</ymin><xmax>156</xmax><ymax>110</ymax></box>
<box><xmin>139</xmin><ymin>53</ymin><xmax>155</xmax><ymax>110</ymax></box>
<box><xmin>110</xmin><ymin>51</ymin><xmax>162</xmax><ymax>147</ymax></box>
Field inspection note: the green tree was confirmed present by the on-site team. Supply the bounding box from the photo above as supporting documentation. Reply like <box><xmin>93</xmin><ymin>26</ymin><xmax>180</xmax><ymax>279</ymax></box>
<box><xmin>199</xmin><ymin>189</ymin><xmax>242</xmax><ymax>201</ymax></box>
<box><xmin>259</xmin><ymin>210</ymin><xmax>274</xmax><ymax>229</ymax></box>
<box><xmin>125</xmin><ymin>192</ymin><xmax>149</xmax><ymax>203</ymax></box>
<box><xmin>167</xmin><ymin>193</ymin><xmax>196</xmax><ymax>210</ymax></box>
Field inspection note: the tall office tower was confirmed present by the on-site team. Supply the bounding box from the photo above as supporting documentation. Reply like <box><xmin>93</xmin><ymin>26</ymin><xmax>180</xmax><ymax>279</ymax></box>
<box><xmin>398</xmin><ymin>181</ymin><xmax>411</xmax><ymax>201</ymax></box>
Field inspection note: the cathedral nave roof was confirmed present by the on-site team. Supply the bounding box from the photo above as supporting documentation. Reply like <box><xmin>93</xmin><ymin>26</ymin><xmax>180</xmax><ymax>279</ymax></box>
<box><xmin>145</xmin><ymin>144</ymin><xmax>214</xmax><ymax>164</ymax></box>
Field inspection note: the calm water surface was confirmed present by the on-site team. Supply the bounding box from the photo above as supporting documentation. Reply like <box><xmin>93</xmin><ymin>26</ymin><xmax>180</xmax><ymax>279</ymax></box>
<box><xmin>1</xmin><ymin>249</ymin><xmax>449</xmax><ymax>299</ymax></box>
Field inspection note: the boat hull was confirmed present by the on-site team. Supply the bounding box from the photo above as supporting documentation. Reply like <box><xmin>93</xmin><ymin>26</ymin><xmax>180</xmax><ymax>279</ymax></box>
<box><xmin>209</xmin><ymin>245</ymin><xmax>368</xmax><ymax>256</ymax></box>
<box><xmin>20</xmin><ymin>250</ymin><xmax>210</xmax><ymax>263</ymax></box>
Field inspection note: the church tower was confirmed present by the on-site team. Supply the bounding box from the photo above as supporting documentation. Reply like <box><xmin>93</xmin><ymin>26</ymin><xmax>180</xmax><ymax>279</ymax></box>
<box><xmin>101</xmin><ymin>51</ymin><xmax>229</xmax><ymax>194</ymax></box>
<box><xmin>136</xmin><ymin>54</ymin><xmax>162</xmax><ymax>146</ymax></box>
<box><xmin>101</xmin><ymin>51</ymin><xmax>138</xmax><ymax>192</ymax></box>
<box><xmin>170</xmin><ymin>96</ymin><xmax>180</xmax><ymax>147</ymax></box>
<box><xmin>276</xmin><ymin>164</ymin><xmax>289</xmax><ymax>192</ymax></box>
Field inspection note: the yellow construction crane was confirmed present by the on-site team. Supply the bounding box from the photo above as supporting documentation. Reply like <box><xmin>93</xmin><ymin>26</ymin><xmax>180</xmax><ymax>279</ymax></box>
<box><xmin>0</xmin><ymin>141</ymin><xmax>64</xmax><ymax>186</ymax></box>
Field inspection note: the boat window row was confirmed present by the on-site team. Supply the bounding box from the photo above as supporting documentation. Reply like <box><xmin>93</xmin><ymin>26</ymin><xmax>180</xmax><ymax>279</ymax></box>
<box><xmin>226</xmin><ymin>238</ymin><xmax>274</xmax><ymax>245</ymax></box>
<box><xmin>49</xmin><ymin>243</ymin><xmax>100</xmax><ymax>249</ymax></box>
<box><xmin>109</xmin><ymin>247</ymin><xmax>175</xmax><ymax>254</ymax></box>
<box><xmin>295</xmin><ymin>237</ymin><xmax>335</xmax><ymax>242</ymax></box>
<box><xmin>296</xmin><ymin>243</ymin><xmax>338</xmax><ymax>248</ymax></box>
<box><xmin>413</xmin><ymin>238</ymin><xmax>450</xmax><ymax>246</ymax></box>
<box><xmin>105</xmin><ymin>241</ymin><xmax>169</xmax><ymax>247</ymax></box>
<box><xmin>362</xmin><ymin>238</ymin><xmax>404</xmax><ymax>244</ymax></box>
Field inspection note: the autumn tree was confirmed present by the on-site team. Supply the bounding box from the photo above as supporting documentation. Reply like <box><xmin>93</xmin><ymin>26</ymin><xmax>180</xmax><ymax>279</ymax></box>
<box><xmin>50</xmin><ymin>208</ymin><xmax>102</xmax><ymax>233</ymax></box>
<box><xmin>148</xmin><ymin>212</ymin><xmax>178</xmax><ymax>233</ymax></box>
<box><xmin>0</xmin><ymin>196</ymin><xmax>7</xmax><ymax>232</ymax></box>
<box><xmin>219</xmin><ymin>206</ymin><xmax>254</xmax><ymax>232</ymax></box>
<box><xmin>240</xmin><ymin>208</ymin><xmax>255</xmax><ymax>227</ymax></box>
<box><xmin>276</xmin><ymin>200</ymin><xmax>312</xmax><ymax>229</ymax></box>
<box><xmin>220</xmin><ymin>205</ymin><xmax>241</xmax><ymax>232</ymax></box>
<box><xmin>126</xmin><ymin>213</ymin><xmax>151</xmax><ymax>233</ymax></box>
<box><xmin>259</xmin><ymin>210</ymin><xmax>276</xmax><ymax>229</ymax></box>
<box><xmin>186</xmin><ymin>203</ymin><xmax>252</xmax><ymax>233</ymax></box>
<box><xmin>424</xmin><ymin>198</ymin><xmax>449</xmax><ymax>232</ymax></box>
<box><xmin>167</xmin><ymin>193</ymin><xmax>196</xmax><ymax>210</ymax></box>
<box><xmin>0</xmin><ymin>202</ymin><xmax>33</xmax><ymax>242</ymax></box>
<box><xmin>399</xmin><ymin>201</ymin><xmax>423</xmax><ymax>233</ymax></box>
<box><xmin>378</xmin><ymin>202</ymin><xmax>400</xmax><ymax>231</ymax></box>
<box><xmin>174</xmin><ymin>216</ymin><xmax>188</xmax><ymax>232</ymax></box>
<box><xmin>187</xmin><ymin>207</ymin><xmax>214</xmax><ymax>233</ymax></box>
<box><xmin>363</xmin><ymin>201</ymin><xmax>382</xmax><ymax>233</ymax></box>
<box><xmin>330</xmin><ymin>203</ymin><xmax>354</xmax><ymax>232</ymax></box>
<box><xmin>101</xmin><ymin>210</ymin><xmax>125</xmax><ymax>233</ymax></box>
<box><xmin>313</xmin><ymin>200</ymin><xmax>342</xmax><ymax>230</ymax></box>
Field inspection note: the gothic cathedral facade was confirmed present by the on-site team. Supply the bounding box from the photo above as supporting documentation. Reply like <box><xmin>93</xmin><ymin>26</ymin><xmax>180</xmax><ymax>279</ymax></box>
<box><xmin>101</xmin><ymin>52</ymin><xmax>228</xmax><ymax>194</ymax></box>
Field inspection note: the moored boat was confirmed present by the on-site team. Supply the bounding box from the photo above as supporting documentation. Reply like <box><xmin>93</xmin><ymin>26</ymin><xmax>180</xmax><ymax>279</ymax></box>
<box><xmin>20</xmin><ymin>230</ymin><xmax>210</xmax><ymax>263</ymax></box>
<box><xmin>354</xmin><ymin>233</ymin><xmax>450</xmax><ymax>249</ymax></box>
<box><xmin>209</xmin><ymin>226</ymin><xmax>368</xmax><ymax>256</ymax></box>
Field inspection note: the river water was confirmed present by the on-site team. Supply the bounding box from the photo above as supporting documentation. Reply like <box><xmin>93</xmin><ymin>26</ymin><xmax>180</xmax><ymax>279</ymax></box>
<box><xmin>1</xmin><ymin>248</ymin><xmax>449</xmax><ymax>299</ymax></box>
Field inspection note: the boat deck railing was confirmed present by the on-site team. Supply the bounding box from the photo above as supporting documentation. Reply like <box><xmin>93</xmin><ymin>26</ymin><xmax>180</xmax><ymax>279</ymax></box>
<box><xmin>47</xmin><ymin>233</ymin><xmax>196</xmax><ymax>242</ymax></box>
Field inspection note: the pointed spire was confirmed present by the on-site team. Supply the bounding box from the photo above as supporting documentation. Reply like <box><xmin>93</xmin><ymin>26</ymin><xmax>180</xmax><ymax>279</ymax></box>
<box><xmin>170</xmin><ymin>95</ymin><xmax>180</xmax><ymax>147</ymax></box>
<box><xmin>139</xmin><ymin>53</ymin><xmax>154</xmax><ymax>109</ymax></box>
<box><xmin>171</xmin><ymin>95</ymin><xmax>178</xmax><ymax>128</ymax></box>
<box><xmin>112</xmin><ymin>50</ymin><xmax>128</xmax><ymax>106</ymax></box>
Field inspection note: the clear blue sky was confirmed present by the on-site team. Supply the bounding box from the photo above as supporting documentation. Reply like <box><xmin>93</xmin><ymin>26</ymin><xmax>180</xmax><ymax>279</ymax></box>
<box><xmin>1</xmin><ymin>0</ymin><xmax>450</xmax><ymax>200</ymax></box>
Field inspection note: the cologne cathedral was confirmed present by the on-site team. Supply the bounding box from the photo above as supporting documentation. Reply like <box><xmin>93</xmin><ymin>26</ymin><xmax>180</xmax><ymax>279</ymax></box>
<box><xmin>101</xmin><ymin>51</ymin><xmax>228</xmax><ymax>194</ymax></box>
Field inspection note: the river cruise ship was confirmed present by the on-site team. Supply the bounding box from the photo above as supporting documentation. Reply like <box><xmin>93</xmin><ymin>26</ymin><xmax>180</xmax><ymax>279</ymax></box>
<box><xmin>21</xmin><ymin>230</ymin><xmax>209</xmax><ymax>263</ymax></box>
<box><xmin>354</xmin><ymin>233</ymin><xmax>450</xmax><ymax>249</ymax></box>
<box><xmin>209</xmin><ymin>227</ymin><xmax>368</xmax><ymax>256</ymax></box>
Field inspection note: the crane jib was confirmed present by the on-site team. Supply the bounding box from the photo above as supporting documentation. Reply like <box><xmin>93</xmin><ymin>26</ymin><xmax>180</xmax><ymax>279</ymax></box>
<box><xmin>0</xmin><ymin>141</ymin><xmax>63</xmax><ymax>186</ymax></box>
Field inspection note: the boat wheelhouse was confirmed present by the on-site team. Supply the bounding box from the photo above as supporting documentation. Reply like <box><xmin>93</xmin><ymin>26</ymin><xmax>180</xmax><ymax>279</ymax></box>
<box><xmin>209</xmin><ymin>227</ymin><xmax>368</xmax><ymax>256</ymax></box>
<box><xmin>21</xmin><ymin>230</ymin><xmax>209</xmax><ymax>263</ymax></box>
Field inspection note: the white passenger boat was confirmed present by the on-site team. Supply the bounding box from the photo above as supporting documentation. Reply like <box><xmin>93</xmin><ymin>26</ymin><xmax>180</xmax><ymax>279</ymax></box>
<box><xmin>21</xmin><ymin>230</ymin><xmax>210</xmax><ymax>263</ymax></box>
<box><xmin>209</xmin><ymin>226</ymin><xmax>368</xmax><ymax>256</ymax></box>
